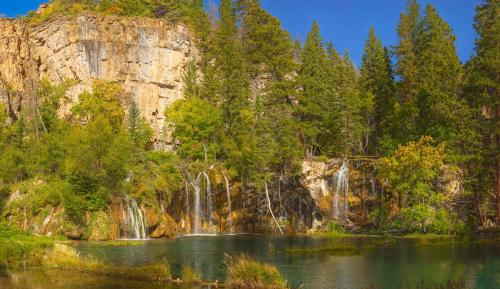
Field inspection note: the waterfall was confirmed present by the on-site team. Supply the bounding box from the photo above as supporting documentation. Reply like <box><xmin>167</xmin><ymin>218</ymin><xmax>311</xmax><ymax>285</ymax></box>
<box><xmin>223</xmin><ymin>173</ymin><xmax>232</xmax><ymax>233</ymax></box>
<box><xmin>202</xmin><ymin>172</ymin><xmax>212</xmax><ymax>231</ymax></box>
<box><xmin>121</xmin><ymin>198</ymin><xmax>147</xmax><ymax>239</ymax></box>
<box><xmin>191</xmin><ymin>173</ymin><xmax>202</xmax><ymax>234</ymax></box>
<box><xmin>331</xmin><ymin>161</ymin><xmax>349</xmax><ymax>221</ymax></box>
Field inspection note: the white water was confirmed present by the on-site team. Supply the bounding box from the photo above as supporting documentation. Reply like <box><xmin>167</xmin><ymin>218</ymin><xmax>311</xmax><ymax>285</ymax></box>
<box><xmin>331</xmin><ymin>161</ymin><xmax>349</xmax><ymax>221</ymax></box>
<box><xmin>202</xmin><ymin>172</ymin><xmax>212</xmax><ymax>231</ymax></box>
<box><xmin>190</xmin><ymin>173</ymin><xmax>202</xmax><ymax>234</ymax></box>
<box><xmin>121</xmin><ymin>198</ymin><xmax>147</xmax><ymax>239</ymax></box>
<box><xmin>223</xmin><ymin>173</ymin><xmax>233</xmax><ymax>233</ymax></box>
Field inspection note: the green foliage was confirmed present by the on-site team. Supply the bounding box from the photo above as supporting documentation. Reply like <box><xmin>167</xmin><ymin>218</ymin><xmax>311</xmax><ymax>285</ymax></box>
<box><xmin>394</xmin><ymin>0</ymin><xmax>422</xmax><ymax>142</ymax></box>
<box><xmin>462</xmin><ymin>0</ymin><xmax>499</xmax><ymax>225</ymax></box>
<box><xmin>296</xmin><ymin>21</ymin><xmax>334</xmax><ymax>157</ymax></box>
<box><xmin>3</xmin><ymin>0</ymin><xmax>498</xmax><ymax>237</ymax></box>
<box><xmin>327</xmin><ymin>221</ymin><xmax>346</xmax><ymax>234</ymax></box>
<box><xmin>0</xmin><ymin>222</ymin><xmax>60</xmax><ymax>261</ymax></box>
<box><xmin>166</xmin><ymin>97</ymin><xmax>221</xmax><ymax>162</ymax></box>
<box><xmin>127</xmin><ymin>101</ymin><xmax>153</xmax><ymax>155</ymax></box>
<box><xmin>379</xmin><ymin>136</ymin><xmax>445</xmax><ymax>208</ymax></box>
<box><xmin>377</xmin><ymin>136</ymin><xmax>464</xmax><ymax>233</ymax></box>
<box><xmin>71</xmin><ymin>80</ymin><xmax>125</xmax><ymax>130</ymax></box>
<box><xmin>360</xmin><ymin>28</ymin><xmax>395</xmax><ymax>154</ymax></box>
<box><xmin>127</xmin><ymin>151</ymin><xmax>183</xmax><ymax>205</ymax></box>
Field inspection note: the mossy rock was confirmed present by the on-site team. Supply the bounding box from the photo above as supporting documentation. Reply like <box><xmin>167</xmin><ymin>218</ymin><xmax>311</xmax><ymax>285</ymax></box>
<box><xmin>150</xmin><ymin>213</ymin><xmax>177</xmax><ymax>238</ymax></box>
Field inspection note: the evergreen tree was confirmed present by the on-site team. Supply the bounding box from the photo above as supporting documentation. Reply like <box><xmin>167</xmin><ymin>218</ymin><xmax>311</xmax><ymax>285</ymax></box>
<box><xmin>240</xmin><ymin>0</ymin><xmax>301</xmax><ymax>177</ymax></box>
<box><xmin>213</xmin><ymin>0</ymin><xmax>259</xmax><ymax>182</ymax></box>
<box><xmin>126</xmin><ymin>101</ymin><xmax>153</xmax><ymax>156</ymax></box>
<box><xmin>360</xmin><ymin>28</ymin><xmax>395</xmax><ymax>155</ymax></box>
<box><xmin>464</xmin><ymin>0</ymin><xmax>500</xmax><ymax>225</ymax></box>
<box><xmin>395</xmin><ymin>0</ymin><xmax>422</xmax><ymax>142</ymax></box>
<box><xmin>416</xmin><ymin>4</ymin><xmax>463</xmax><ymax>145</ymax></box>
<box><xmin>335</xmin><ymin>51</ymin><xmax>370</xmax><ymax>157</ymax></box>
<box><xmin>297</xmin><ymin>21</ymin><xmax>334</xmax><ymax>157</ymax></box>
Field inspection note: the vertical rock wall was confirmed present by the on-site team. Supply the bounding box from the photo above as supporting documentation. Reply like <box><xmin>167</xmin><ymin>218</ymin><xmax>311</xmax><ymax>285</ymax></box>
<box><xmin>0</xmin><ymin>14</ymin><xmax>197</xmax><ymax>146</ymax></box>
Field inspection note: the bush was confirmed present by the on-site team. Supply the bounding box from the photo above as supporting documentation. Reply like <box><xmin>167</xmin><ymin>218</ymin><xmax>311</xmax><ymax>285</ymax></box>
<box><xmin>227</xmin><ymin>255</ymin><xmax>287</xmax><ymax>289</ymax></box>
<box><xmin>181</xmin><ymin>265</ymin><xmax>201</xmax><ymax>282</ymax></box>
<box><xmin>394</xmin><ymin>204</ymin><xmax>434</xmax><ymax>233</ymax></box>
<box><xmin>391</xmin><ymin>205</ymin><xmax>464</xmax><ymax>234</ymax></box>
<box><xmin>63</xmin><ymin>192</ymin><xmax>87</xmax><ymax>224</ymax></box>
<box><xmin>327</xmin><ymin>221</ymin><xmax>345</xmax><ymax>234</ymax></box>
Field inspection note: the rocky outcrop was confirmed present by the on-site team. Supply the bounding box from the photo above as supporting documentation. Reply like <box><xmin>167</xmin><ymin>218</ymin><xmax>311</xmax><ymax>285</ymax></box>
<box><xmin>300</xmin><ymin>158</ymin><xmax>378</xmax><ymax>229</ymax></box>
<box><xmin>300</xmin><ymin>160</ymin><xmax>329</xmax><ymax>203</ymax></box>
<box><xmin>0</xmin><ymin>14</ymin><xmax>197</xmax><ymax>146</ymax></box>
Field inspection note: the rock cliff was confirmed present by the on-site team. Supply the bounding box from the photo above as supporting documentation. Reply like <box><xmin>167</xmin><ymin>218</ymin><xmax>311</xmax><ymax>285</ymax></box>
<box><xmin>0</xmin><ymin>14</ymin><xmax>197</xmax><ymax>145</ymax></box>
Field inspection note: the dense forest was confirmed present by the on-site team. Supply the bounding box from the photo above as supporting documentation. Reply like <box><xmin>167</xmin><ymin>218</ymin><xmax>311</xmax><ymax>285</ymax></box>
<box><xmin>0</xmin><ymin>0</ymin><xmax>498</xmax><ymax>238</ymax></box>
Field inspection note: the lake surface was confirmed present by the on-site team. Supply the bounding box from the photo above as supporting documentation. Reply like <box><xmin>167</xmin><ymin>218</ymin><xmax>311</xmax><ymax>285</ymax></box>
<box><xmin>1</xmin><ymin>234</ymin><xmax>499</xmax><ymax>289</ymax></box>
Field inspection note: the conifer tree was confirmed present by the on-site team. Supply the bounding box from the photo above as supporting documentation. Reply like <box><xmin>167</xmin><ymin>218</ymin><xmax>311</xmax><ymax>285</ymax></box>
<box><xmin>395</xmin><ymin>0</ymin><xmax>422</xmax><ymax>142</ymax></box>
<box><xmin>416</xmin><ymin>4</ymin><xmax>463</xmax><ymax>145</ymax></box>
<box><xmin>239</xmin><ymin>0</ymin><xmax>301</xmax><ymax>177</ymax></box>
<box><xmin>464</xmin><ymin>0</ymin><xmax>500</xmax><ymax>224</ymax></box>
<box><xmin>336</xmin><ymin>51</ymin><xmax>370</xmax><ymax>157</ymax></box>
<box><xmin>360</xmin><ymin>28</ymin><xmax>395</xmax><ymax>154</ymax></box>
<box><xmin>297</xmin><ymin>21</ymin><xmax>334</xmax><ymax>157</ymax></box>
<box><xmin>212</xmin><ymin>0</ymin><xmax>259</xmax><ymax>182</ymax></box>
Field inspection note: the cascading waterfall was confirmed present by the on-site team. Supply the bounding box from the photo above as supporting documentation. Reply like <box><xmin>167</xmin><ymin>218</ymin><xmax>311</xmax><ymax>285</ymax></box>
<box><xmin>202</xmin><ymin>172</ymin><xmax>212</xmax><ymax>231</ymax></box>
<box><xmin>191</xmin><ymin>173</ymin><xmax>202</xmax><ymax>234</ymax></box>
<box><xmin>370</xmin><ymin>178</ymin><xmax>376</xmax><ymax>196</ymax></box>
<box><xmin>121</xmin><ymin>198</ymin><xmax>147</xmax><ymax>239</ymax></box>
<box><xmin>223</xmin><ymin>173</ymin><xmax>232</xmax><ymax>232</ymax></box>
<box><xmin>331</xmin><ymin>161</ymin><xmax>349</xmax><ymax>221</ymax></box>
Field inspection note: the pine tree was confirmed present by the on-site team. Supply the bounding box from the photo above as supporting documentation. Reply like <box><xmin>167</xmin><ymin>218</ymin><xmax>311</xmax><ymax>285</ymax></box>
<box><xmin>240</xmin><ymin>0</ymin><xmax>296</xmax><ymax>79</ymax></box>
<box><xmin>360</xmin><ymin>28</ymin><xmax>395</xmax><ymax>155</ymax></box>
<box><xmin>211</xmin><ymin>0</ymin><xmax>259</xmax><ymax>182</ymax></box>
<box><xmin>239</xmin><ymin>0</ymin><xmax>301</xmax><ymax>177</ymax></box>
<box><xmin>395</xmin><ymin>0</ymin><xmax>422</xmax><ymax>142</ymax></box>
<box><xmin>464</xmin><ymin>0</ymin><xmax>500</xmax><ymax>225</ymax></box>
<box><xmin>127</xmin><ymin>101</ymin><xmax>153</xmax><ymax>156</ymax></box>
<box><xmin>416</xmin><ymin>4</ymin><xmax>463</xmax><ymax>145</ymax></box>
<box><xmin>335</xmin><ymin>51</ymin><xmax>370</xmax><ymax>157</ymax></box>
<box><xmin>297</xmin><ymin>21</ymin><xmax>334</xmax><ymax>157</ymax></box>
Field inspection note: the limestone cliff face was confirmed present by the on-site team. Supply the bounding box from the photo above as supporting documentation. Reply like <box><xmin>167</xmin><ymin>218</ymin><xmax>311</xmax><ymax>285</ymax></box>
<box><xmin>0</xmin><ymin>14</ymin><xmax>197</xmax><ymax>145</ymax></box>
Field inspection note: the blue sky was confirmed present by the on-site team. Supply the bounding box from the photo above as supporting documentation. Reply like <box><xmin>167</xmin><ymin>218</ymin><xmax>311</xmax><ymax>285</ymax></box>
<box><xmin>1</xmin><ymin>0</ymin><xmax>479</xmax><ymax>66</ymax></box>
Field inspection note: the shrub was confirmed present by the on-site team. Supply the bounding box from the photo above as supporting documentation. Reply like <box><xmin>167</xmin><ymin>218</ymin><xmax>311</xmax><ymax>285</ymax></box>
<box><xmin>227</xmin><ymin>255</ymin><xmax>287</xmax><ymax>289</ymax></box>
<box><xmin>327</xmin><ymin>221</ymin><xmax>346</xmax><ymax>234</ymax></box>
<box><xmin>63</xmin><ymin>192</ymin><xmax>87</xmax><ymax>224</ymax></box>
<box><xmin>181</xmin><ymin>265</ymin><xmax>201</xmax><ymax>282</ymax></box>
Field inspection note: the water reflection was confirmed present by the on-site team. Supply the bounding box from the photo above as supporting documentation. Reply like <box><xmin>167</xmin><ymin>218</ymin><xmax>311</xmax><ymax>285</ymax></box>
<box><xmin>1</xmin><ymin>235</ymin><xmax>499</xmax><ymax>289</ymax></box>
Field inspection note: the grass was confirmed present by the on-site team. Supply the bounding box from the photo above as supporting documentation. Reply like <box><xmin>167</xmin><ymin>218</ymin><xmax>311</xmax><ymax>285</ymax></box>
<box><xmin>181</xmin><ymin>265</ymin><xmax>202</xmax><ymax>283</ymax></box>
<box><xmin>44</xmin><ymin>243</ymin><xmax>171</xmax><ymax>281</ymax></box>
<box><xmin>226</xmin><ymin>255</ymin><xmax>288</xmax><ymax>289</ymax></box>
<box><xmin>0</xmin><ymin>222</ymin><xmax>63</xmax><ymax>261</ymax></box>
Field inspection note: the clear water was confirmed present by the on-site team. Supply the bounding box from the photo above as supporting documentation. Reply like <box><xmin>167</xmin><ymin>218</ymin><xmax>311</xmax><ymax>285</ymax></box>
<box><xmin>1</xmin><ymin>235</ymin><xmax>499</xmax><ymax>289</ymax></box>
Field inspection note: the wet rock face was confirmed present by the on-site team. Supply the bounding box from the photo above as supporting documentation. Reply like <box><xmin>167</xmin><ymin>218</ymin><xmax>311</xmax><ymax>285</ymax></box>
<box><xmin>0</xmin><ymin>14</ymin><xmax>197</xmax><ymax>145</ymax></box>
<box><xmin>300</xmin><ymin>159</ymin><xmax>379</xmax><ymax>229</ymax></box>
<box><xmin>300</xmin><ymin>160</ymin><xmax>329</xmax><ymax>203</ymax></box>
